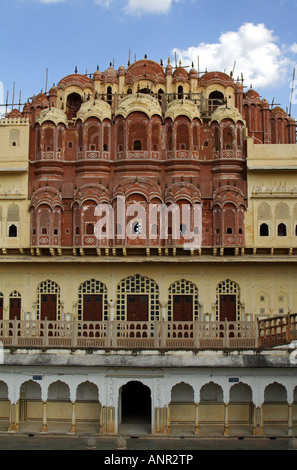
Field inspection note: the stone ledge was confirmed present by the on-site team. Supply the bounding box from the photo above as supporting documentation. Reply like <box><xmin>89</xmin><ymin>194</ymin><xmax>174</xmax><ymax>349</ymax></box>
<box><xmin>1</xmin><ymin>347</ymin><xmax>295</xmax><ymax>369</ymax></box>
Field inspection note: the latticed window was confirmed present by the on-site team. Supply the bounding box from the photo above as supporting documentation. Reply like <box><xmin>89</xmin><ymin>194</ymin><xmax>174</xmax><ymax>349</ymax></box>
<box><xmin>39</xmin><ymin>210</ymin><xmax>50</xmax><ymax>235</ymax></box>
<box><xmin>36</xmin><ymin>280</ymin><xmax>61</xmax><ymax>320</ymax></box>
<box><xmin>77</xmin><ymin>279</ymin><xmax>108</xmax><ymax>321</ymax></box>
<box><xmin>9</xmin><ymin>291</ymin><xmax>21</xmax><ymax>320</ymax></box>
<box><xmin>215</xmin><ymin>279</ymin><xmax>240</xmax><ymax>321</ymax></box>
<box><xmin>116</xmin><ymin>274</ymin><xmax>160</xmax><ymax>321</ymax></box>
<box><xmin>168</xmin><ymin>279</ymin><xmax>199</xmax><ymax>321</ymax></box>
<box><xmin>7</xmin><ymin>204</ymin><xmax>19</xmax><ymax>238</ymax></box>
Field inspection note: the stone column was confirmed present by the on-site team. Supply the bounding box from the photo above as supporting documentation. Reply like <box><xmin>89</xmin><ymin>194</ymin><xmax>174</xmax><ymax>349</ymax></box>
<box><xmin>154</xmin><ymin>407</ymin><xmax>170</xmax><ymax>435</ymax></box>
<box><xmin>288</xmin><ymin>403</ymin><xmax>293</xmax><ymax>436</ymax></box>
<box><xmin>224</xmin><ymin>403</ymin><xmax>229</xmax><ymax>436</ymax></box>
<box><xmin>70</xmin><ymin>402</ymin><xmax>76</xmax><ymax>433</ymax></box>
<box><xmin>166</xmin><ymin>404</ymin><xmax>171</xmax><ymax>435</ymax></box>
<box><xmin>42</xmin><ymin>401</ymin><xmax>47</xmax><ymax>432</ymax></box>
<box><xmin>9</xmin><ymin>401</ymin><xmax>19</xmax><ymax>432</ymax></box>
<box><xmin>253</xmin><ymin>405</ymin><xmax>264</xmax><ymax>435</ymax></box>
<box><xmin>195</xmin><ymin>403</ymin><xmax>199</xmax><ymax>435</ymax></box>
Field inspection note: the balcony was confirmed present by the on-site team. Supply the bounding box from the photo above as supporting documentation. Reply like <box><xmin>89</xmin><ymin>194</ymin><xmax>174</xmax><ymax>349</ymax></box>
<box><xmin>1</xmin><ymin>313</ymin><xmax>296</xmax><ymax>351</ymax></box>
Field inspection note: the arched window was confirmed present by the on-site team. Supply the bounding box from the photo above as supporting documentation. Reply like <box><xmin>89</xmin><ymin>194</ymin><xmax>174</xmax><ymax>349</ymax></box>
<box><xmin>209</xmin><ymin>91</ymin><xmax>224</xmax><ymax>111</ymax></box>
<box><xmin>116</xmin><ymin>274</ymin><xmax>159</xmax><ymax>321</ymax></box>
<box><xmin>277</xmin><ymin>223</ymin><xmax>287</xmax><ymax>237</ymax></box>
<box><xmin>260</xmin><ymin>223</ymin><xmax>269</xmax><ymax>237</ymax></box>
<box><xmin>216</xmin><ymin>279</ymin><xmax>241</xmax><ymax>321</ymax></box>
<box><xmin>77</xmin><ymin>279</ymin><xmax>108</xmax><ymax>321</ymax></box>
<box><xmin>7</xmin><ymin>204</ymin><xmax>19</xmax><ymax>238</ymax></box>
<box><xmin>176</xmin><ymin>123</ymin><xmax>189</xmax><ymax>150</ymax></box>
<box><xmin>168</xmin><ymin>279</ymin><xmax>199</xmax><ymax>321</ymax></box>
<box><xmin>66</xmin><ymin>92</ymin><xmax>82</xmax><ymax>120</ymax></box>
<box><xmin>133</xmin><ymin>140</ymin><xmax>142</xmax><ymax>150</ymax></box>
<box><xmin>0</xmin><ymin>292</ymin><xmax>3</xmax><ymax>320</ymax></box>
<box><xmin>9</xmin><ymin>291</ymin><xmax>21</xmax><ymax>320</ymax></box>
<box><xmin>86</xmin><ymin>223</ymin><xmax>94</xmax><ymax>235</ymax></box>
<box><xmin>177</xmin><ymin>85</ymin><xmax>184</xmax><ymax>100</ymax></box>
<box><xmin>8</xmin><ymin>224</ymin><xmax>17</xmax><ymax>238</ymax></box>
<box><xmin>36</xmin><ymin>280</ymin><xmax>61</xmax><ymax>321</ymax></box>
<box><xmin>107</xmin><ymin>86</ymin><xmax>112</xmax><ymax>106</ymax></box>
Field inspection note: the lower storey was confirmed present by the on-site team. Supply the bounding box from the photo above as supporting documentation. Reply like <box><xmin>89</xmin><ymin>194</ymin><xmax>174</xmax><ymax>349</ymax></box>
<box><xmin>1</xmin><ymin>364</ymin><xmax>297</xmax><ymax>437</ymax></box>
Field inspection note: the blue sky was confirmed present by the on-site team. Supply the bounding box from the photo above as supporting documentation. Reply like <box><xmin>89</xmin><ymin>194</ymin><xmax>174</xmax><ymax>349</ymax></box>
<box><xmin>1</xmin><ymin>0</ymin><xmax>297</xmax><ymax>117</ymax></box>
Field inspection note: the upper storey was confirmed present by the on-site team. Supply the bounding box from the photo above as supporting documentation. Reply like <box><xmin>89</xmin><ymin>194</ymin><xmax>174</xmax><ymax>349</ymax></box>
<box><xmin>18</xmin><ymin>57</ymin><xmax>296</xmax><ymax>146</ymax></box>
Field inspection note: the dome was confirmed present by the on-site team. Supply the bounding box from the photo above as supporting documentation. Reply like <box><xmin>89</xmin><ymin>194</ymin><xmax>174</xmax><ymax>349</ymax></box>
<box><xmin>36</xmin><ymin>107</ymin><xmax>68</xmax><ymax>126</ymax></box>
<box><xmin>172</xmin><ymin>66</ymin><xmax>189</xmax><ymax>83</ymax></box>
<box><xmin>270</xmin><ymin>106</ymin><xmax>287</xmax><ymax>118</ymax></box>
<box><xmin>189</xmin><ymin>67</ymin><xmax>198</xmax><ymax>79</ymax></box>
<box><xmin>199</xmin><ymin>71</ymin><xmax>235</xmax><ymax>88</ymax></box>
<box><xmin>6</xmin><ymin>109</ymin><xmax>23</xmax><ymax>119</ymax></box>
<box><xmin>76</xmin><ymin>99</ymin><xmax>112</xmax><ymax>122</ymax></box>
<box><xmin>93</xmin><ymin>69</ymin><xmax>102</xmax><ymax>81</ymax></box>
<box><xmin>57</xmin><ymin>73</ymin><xmax>93</xmax><ymax>90</ymax></box>
<box><xmin>103</xmin><ymin>65</ymin><xmax>118</xmax><ymax>83</ymax></box>
<box><xmin>165</xmin><ymin>99</ymin><xmax>200</xmax><ymax>121</ymax></box>
<box><xmin>244</xmin><ymin>88</ymin><xmax>261</xmax><ymax>102</ymax></box>
<box><xmin>115</xmin><ymin>93</ymin><xmax>162</xmax><ymax>119</ymax></box>
<box><xmin>211</xmin><ymin>105</ymin><xmax>245</xmax><ymax>124</ymax></box>
<box><xmin>126</xmin><ymin>59</ymin><xmax>165</xmax><ymax>86</ymax></box>
<box><xmin>31</xmin><ymin>92</ymin><xmax>49</xmax><ymax>108</ymax></box>
<box><xmin>118</xmin><ymin>64</ymin><xmax>126</xmax><ymax>76</ymax></box>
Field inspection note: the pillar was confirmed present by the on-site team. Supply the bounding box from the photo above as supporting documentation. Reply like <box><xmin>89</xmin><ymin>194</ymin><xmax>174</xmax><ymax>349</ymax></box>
<box><xmin>100</xmin><ymin>406</ymin><xmax>115</xmax><ymax>434</ymax></box>
<box><xmin>195</xmin><ymin>403</ymin><xmax>199</xmax><ymax>435</ymax></box>
<box><xmin>253</xmin><ymin>405</ymin><xmax>264</xmax><ymax>435</ymax></box>
<box><xmin>70</xmin><ymin>402</ymin><xmax>76</xmax><ymax>433</ymax></box>
<box><xmin>154</xmin><ymin>407</ymin><xmax>170</xmax><ymax>435</ymax></box>
<box><xmin>288</xmin><ymin>403</ymin><xmax>293</xmax><ymax>436</ymax></box>
<box><xmin>224</xmin><ymin>403</ymin><xmax>229</xmax><ymax>436</ymax></box>
<box><xmin>42</xmin><ymin>401</ymin><xmax>47</xmax><ymax>433</ymax></box>
<box><xmin>8</xmin><ymin>402</ymin><xmax>19</xmax><ymax>432</ymax></box>
<box><xmin>166</xmin><ymin>405</ymin><xmax>171</xmax><ymax>434</ymax></box>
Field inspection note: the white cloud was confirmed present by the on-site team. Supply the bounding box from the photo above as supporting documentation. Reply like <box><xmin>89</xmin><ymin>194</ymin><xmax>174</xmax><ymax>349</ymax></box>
<box><xmin>125</xmin><ymin>0</ymin><xmax>176</xmax><ymax>15</ymax></box>
<box><xmin>37</xmin><ymin>0</ymin><xmax>65</xmax><ymax>3</ymax></box>
<box><xmin>94</xmin><ymin>0</ymin><xmax>180</xmax><ymax>15</ymax></box>
<box><xmin>173</xmin><ymin>23</ymin><xmax>294</xmax><ymax>89</ymax></box>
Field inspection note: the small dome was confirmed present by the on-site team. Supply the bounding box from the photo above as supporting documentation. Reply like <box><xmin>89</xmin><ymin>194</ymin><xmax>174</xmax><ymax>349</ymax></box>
<box><xmin>165</xmin><ymin>99</ymin><xmax>200</xmax><ymax>121</ymax></box>
<box><xmin>211</xmin><ymin>104</ymin><xmax>245</xmax><ymax>124</ymax></box>
<box><xmin>115</xmin><ymin>93</ymin><xmax>162</xmax><ymax>119</ymax></box>
<box><xmin>76</xmin><ymin>99</ymin><xmax>112</xmax><ymax>122</ymax></box>
<box><xmin>57</xmin><ymin>73</ymin><xmax>93</xmax><ymax>90</ymax></box>
<box><xmin>93</xmin><ymin>69</ymin><xmax>102</xmax><ymax>80</ymax></box>
<box><xmin>126</xmin><ymin>59</ymin><xmax>165</xmax><ymax>86</ymax></box>
<box><xmin>244</xmin><ymin>88</ymin><xmax>260</xmax><ymax>101</ymax></box>
<box><xmin>199</xmin><ymin>71</ymin><xmax>235</xmax><ymax>88</ymax></box>
<box><xmin>118</xmin><ymin>64</ymin><xmax>126</xmax><ymax>76</ymax></box>
<box><xmin>172</xmin><ymin>66</ymin><xmax>189</xmax><ymax>82</ymax></box>
<box><xmin>103</xmin><ymin>65</ymin><xmax>118</xmax><ymax>83</ymax></box>
<box><xmin>36</xmin><ymin>107</ymin><xmax>68</xmax><ymax>126</ymax></box>
<box><xmin>270</xmin><ymin>106</ymin><xmax>287</xmax><ymax>117</ymax></box>
<box><xmin>6</xmin><ymin>109</ymin><xmax>23</xmax><ymax>119</ymax></box>
<box><xmin>189</xmin><ymin>67</ymin><xmax>198</xmax><ymax>79</ymax></box>
<box><xmin>31</xmin><ymin>92</ymin><xmax>49</xmax><ymax>108</ymax></box>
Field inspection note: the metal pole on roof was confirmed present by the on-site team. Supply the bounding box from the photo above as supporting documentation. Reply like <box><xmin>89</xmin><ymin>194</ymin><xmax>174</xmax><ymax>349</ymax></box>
<box><xmin>289</xmin><ymin>68</ymin><xmax>295</xmax><ymax>116</ymax></box>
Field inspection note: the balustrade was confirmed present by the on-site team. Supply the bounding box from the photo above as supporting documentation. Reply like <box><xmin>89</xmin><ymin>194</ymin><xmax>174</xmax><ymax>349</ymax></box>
<box><xmin>0</xmin><ymin>318</ymin><xmax>264</xmax><ymax>350</ymax></box>
<box><xmin>1</xmin><ymin>314</ymin><xmax>295</xmax><ymax>350</ymax></box>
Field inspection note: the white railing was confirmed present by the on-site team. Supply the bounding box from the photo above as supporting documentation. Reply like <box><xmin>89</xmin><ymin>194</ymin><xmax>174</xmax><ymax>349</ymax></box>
<box><xmin>0</xmin><ymin>319</ymin><xmax>259</xmax><ymax>350</ymax></box>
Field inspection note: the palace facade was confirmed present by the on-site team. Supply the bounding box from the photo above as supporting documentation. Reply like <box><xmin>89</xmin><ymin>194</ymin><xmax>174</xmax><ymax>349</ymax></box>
<box><xmin>0</xmin><ymin>57</ymin><xmax>297</xmax><ymax>437</ymax></box>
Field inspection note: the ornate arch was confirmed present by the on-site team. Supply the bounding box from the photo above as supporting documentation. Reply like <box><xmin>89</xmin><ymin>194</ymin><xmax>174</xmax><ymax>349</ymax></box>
<box><xmin>116</xmin><ymin>274</ymin><xmax>160</xmax><ymax>321</ymax></box>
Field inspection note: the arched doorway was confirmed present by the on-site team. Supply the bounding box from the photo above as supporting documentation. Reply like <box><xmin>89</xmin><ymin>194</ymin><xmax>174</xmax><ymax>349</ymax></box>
<box><xmin>119</xmin><ymin>381</ymin><xmax>151</xmax><ymax>434</ymax></box>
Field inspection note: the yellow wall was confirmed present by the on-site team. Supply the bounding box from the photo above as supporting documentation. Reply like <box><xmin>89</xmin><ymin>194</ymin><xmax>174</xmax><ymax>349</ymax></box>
<box><xmin>0</xmin><ymin>261</ymin><xmax>296</xmax><ymax>319</ymax></box>
<box><xmin>0</xmin><ymin>116</ymin><xmax>30</xmax><ymax>247</ymax></box>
